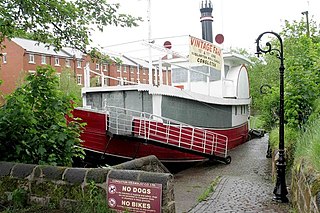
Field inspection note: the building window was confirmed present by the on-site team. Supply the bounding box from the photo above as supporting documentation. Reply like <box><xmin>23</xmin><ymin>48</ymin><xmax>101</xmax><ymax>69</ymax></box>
<box><xmin>28</xmin><ymin>70</ymin><xmax>36</xmax><ymax>75</ymax></box>
<box><xmin>41</xmin><ymin>55</ymin><xmax>46</xmax><ymax>64</ymax></box>
<box><xmin>142</xmin><ymin>79</ymin><xmax>146</xmax><ymax>84</ymax></box>
<box><xmin>29</xmin><ymin>54</ymin><xmax>35</xmax><ymax>63</ymax></box>
<box><xmin>123</xmin><ymin>66</ymin><xmax>127</xmax><ymax>73</ymax></box>
<box><xmin>2</xmin><ymin>53</ymin><xmax>7</xmax><ymax>63</ymax></box>
<box><xmin>103</xmin><ymin>64</ymin><xmax>108</xmax><ymax>71</ymax></box>
<box><xmin>77</xmin><ymin>75</ymin><xmax>82</xmax><ymax>85</ymax></box>
<box><xmin>130</xmin><ymin>67</ymin><xmax>134</xmax><ymax>73</ymax></box>
<box><xmin>65</xmin><ymin>59</ymin><xmax>70</xmax><ymax>67</ymax></box>
<box><xmin>77</xmin><ymin>60</ymin><xmax>81</xmax><ymax>68</ymax></box>
<box><xmin>54</xmin><ymin>57</ymin><xmax>60</xmax><ymax>66</ymax></box>
<box><xmin>123</xmin><ymin>77</ymin><xmax>127</xmax><ymax>85</ymax></box>
<box><xmin>130</xmin><ymin>78</ymin><xmax>135</xmax><ymax>82</ymax></box>
<box><xmin>95</xmin><ymin>63</ymin><xmax>100</xmax><ymax>71</ymax></box>
<box><xmin>117</xmin><ymin>65</ymin><xmax>121</xmax><ymax>72</ymax></box>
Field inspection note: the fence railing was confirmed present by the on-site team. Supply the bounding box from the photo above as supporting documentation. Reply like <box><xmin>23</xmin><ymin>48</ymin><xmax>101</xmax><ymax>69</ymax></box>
<box><xmin>104</xmin><ymin>106</ymin><xmax>228</xmax><ymax>158</ymax></box>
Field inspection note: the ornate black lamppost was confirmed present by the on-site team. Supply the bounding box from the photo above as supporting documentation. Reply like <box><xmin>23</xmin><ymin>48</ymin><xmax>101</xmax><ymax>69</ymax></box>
<box><xmin>255</xmin><ymin>31</ymin><xmax>288</xmax><ymax>203</ymax></box>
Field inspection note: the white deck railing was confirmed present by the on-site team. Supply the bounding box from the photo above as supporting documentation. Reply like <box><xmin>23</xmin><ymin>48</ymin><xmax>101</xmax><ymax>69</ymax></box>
<box><xmin>104</xmin><ymin>106</ymin><xmax>228</xmax><ymax>158</ymax></box>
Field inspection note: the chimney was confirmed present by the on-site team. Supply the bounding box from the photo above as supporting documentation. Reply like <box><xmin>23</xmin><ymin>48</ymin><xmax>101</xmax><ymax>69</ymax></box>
<box><xmin>200</xmin><ymin>0</ymin><xmax>214</xmax><ymax>42</ymax></box>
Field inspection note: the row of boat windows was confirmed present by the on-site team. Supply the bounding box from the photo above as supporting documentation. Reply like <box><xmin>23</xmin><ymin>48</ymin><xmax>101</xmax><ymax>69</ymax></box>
<box><xmin>235</xmin><ymin>105</ymin><xmax>248</xmax><ymax>115</ymax></box>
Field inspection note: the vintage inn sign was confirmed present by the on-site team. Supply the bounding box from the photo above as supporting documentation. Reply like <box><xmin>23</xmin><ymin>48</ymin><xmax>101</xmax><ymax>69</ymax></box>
<box><xmin>189</xmin><ymin>35</ymin><xmax>222</xmax><ymax>70</ymax></box>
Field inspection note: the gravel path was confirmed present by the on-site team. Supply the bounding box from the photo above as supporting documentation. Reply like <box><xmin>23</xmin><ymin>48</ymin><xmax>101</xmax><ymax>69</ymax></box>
<box><xmin>173</xmin><ymin>135</ymin><xmax>293</xmax><ymax>213</ymax></box>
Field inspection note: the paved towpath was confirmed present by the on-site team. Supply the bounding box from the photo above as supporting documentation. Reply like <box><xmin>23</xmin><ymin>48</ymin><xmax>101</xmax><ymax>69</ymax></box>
<box><xmin>173</xmin><ymin>135</ymin><xmax>292</xmax><ymax>213</ymax></box>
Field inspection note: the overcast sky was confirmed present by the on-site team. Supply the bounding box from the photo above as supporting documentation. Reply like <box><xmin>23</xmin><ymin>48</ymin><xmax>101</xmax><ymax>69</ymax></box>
<box><xmin>91</xmin><ymin>0</ymin><xmax>320</xmax><ymax>58</ymax></box>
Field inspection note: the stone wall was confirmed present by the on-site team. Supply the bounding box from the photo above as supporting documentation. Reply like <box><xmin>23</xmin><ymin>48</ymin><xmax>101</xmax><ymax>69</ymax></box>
<box><xmin>0</xmin><ymin>155</ymin><xmax>175</xmax><ymax>212</ymax></box>
<box><xmin>291</xmin><ymin>159</ymin><xmax>320</xmax><ymax>213</ymax></box>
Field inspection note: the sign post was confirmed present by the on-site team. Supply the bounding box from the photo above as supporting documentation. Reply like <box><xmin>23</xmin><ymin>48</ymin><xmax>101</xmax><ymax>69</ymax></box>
<box><xmin>107</xmin><ymin>178</ymin><xmax>162</xmax><ymax>212</ymax></box>
<box><xmin>189</xmin><ymin>35</ymin><xmax>222</xmax><ymax>71</ymax></box>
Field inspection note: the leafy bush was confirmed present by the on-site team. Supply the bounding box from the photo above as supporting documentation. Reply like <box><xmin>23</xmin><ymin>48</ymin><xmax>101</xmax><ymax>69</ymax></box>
<box><xmin>249</xmin><ymin>115</ymin><xmax>265</xmax><ymax>130</ymax></box>
<box><xmin>0</xmin><ymin>66</ymin><xmax>85</xmax><ymax>166</ymax></box>
<box><xmin>249</xmin><ymin>19</ymin><xmax>320</xmax><ymax>130</ymax></box>
<box><xmin>59</xmin><ymin>68</ymin><xmax>82</xmax><ymax>106</ymax></box>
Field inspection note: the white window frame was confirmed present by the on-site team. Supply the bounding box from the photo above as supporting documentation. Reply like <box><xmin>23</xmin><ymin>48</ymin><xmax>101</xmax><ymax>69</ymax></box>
<box><xmin>77</xmin><ymin>74</ymin><xmax>82</xmax><ymax>85</ymax></box>
<box><xmin>41</xmin><ymin>55</ymin><xmax>46</xmax><ymax>64</ymax></box>
<box><xmin>117</xmin><ymin>65</ymin><xmax>121</xmax><ymax>72</ymax></box>
<box><xmin>77</xmin><ymin>60</ymin><xmax>81</xmax><ymax>68</ymax></box>
<box><xmin>54</xmin><ymin>57</ymin><xmax>60</xmax><ymax>66</ymax></box>
<box><xmin>28</xmin><ymin>70</ymin><xmax>36</xmax><ymax>75</ymax></box>
<box><xmin>95</xmin><ymin>63</ymin><xmax>100</xmax><ymax>71</ymax></box>
<box><xmin>2</xmin><ymin>53</ymin><xmax>7</xmax><ymax>63</ymax></box>
<box><xmin>65</xmin><ymin>59</ymin><xmax>70</xmax><ymax>67</ymax></box>
<box><xmin>103</xmin><ymin>64</ymin><xmax>107</xmax><ymax>71</ymax></box>
<box><xmin>29</xmin><ymin>54</ymin><xmax>35</xmax><ymax>64</ymax></box>
<box><xmin>130</xmin><ymin>66</ymin><xmax>134</xmax><ymax>74</ymax></box>
<box><xmin>123</xmin><ymin>66</ymin><xmax>127</xmax><ymax>73</ymax></box>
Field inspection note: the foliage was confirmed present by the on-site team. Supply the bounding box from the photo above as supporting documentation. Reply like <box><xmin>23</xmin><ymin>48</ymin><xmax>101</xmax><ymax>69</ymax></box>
<box><xmin>294</xmin><ymin>117</ymin><xmax>320</xmax><ymax>171</ymax></box>
<box><xmin>0</xmin><ymin>66</ymin><xmax>85</xmax><ymax>166</ymax></box>
<box><xmin>59</xmin><ymin>68</ymin><xmax>82</xmax><ymax>106</ymax></box>
<box><xmin>9</xmin><ymin>188</ymin><xmax>28</xmax><ymax>209</ymax></box>
<box><xmin>308</xmin><ymin>98</ymin><xmax>320</xmax><ymax>123</ymax></box>
<box><xmin>90</xmin><ymin>47</ymin><xmax>123</xmax><ymax>65</ymax></box>
<box><xmin>269</xmin><ymin>126</ymin><xmax>299</xmax><ymax>168</ymax></box>
<box><xmin>249</xmin><ymin>18</ymin><xmax>320</xmax><ymax>130</ymax></box>
<box><xmin>249</xmin><ymin>115</ymin><xmax>265</xmax><ymax>130</ymax></box>
<box><xmin>0</xmin><ymin>0</ymin><xmax>142</xmax><ymax>54</ymax></box>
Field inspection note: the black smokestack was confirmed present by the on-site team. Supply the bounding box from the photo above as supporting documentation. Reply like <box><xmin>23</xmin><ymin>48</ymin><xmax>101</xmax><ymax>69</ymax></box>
<box><xmin>200</xmin><ymin>0</ymin><xmax>213</xmax><ymax>42</ymax></box>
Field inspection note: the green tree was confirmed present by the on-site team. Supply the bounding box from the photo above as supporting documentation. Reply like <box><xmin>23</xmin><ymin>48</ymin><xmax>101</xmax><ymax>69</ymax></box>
<box><xmin>0</xmin><ymin>66</ymin><xmax>85</xmax><ymax>166</ymax></box>
<box><xmin>249</xmin><ymin>18</ymin><xmax>320</xmax><ymax>129</ymax></box>
<box><xmin>0</xmin><ymin>0</ymin><xmax>142</xmax><ymax>53</ymax></box>
<box><xmin>59</xmin><ymin>68</ymin><xmax>82</xmax><ymax>106</ymax></box>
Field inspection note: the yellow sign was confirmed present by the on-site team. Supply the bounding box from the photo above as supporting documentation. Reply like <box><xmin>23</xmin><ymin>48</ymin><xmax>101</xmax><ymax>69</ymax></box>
<box><xmin>189</xmin><ymin>36</ymin><xmax>222</xmax><ymax>70</ymax></box>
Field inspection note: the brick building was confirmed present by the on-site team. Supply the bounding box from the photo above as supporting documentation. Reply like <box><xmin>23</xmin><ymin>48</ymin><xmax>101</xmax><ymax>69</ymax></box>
<box><xmin>0</xmin><ymin>37</ymin><xmax>171</xmax><ymax>95</ymax></box>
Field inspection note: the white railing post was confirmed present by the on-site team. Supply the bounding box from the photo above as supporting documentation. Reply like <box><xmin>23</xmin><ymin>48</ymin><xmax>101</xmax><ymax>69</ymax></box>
<box><xmin>190</xmin><ymin>128</ymin><xmax>194</xmax><ymax>149</ymax></box>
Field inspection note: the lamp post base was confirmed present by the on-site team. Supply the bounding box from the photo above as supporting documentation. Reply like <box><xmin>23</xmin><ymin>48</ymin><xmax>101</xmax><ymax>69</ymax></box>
<box><xmin>273</xmin><ymin>195</ymin><xmax>289</xmax><ymax>203</ymax></box>
<box><xmin>273</xmin><ymin>152</ymin><xmax>289</xmax><ymax>203</ymax></box>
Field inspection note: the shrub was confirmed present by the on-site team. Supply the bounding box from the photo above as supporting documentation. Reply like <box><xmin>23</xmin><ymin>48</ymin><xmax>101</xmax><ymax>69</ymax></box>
<box><xmin>0</xmin><ymin>66</ymin><xmax>85</xmax><ymax>166</ymax></box>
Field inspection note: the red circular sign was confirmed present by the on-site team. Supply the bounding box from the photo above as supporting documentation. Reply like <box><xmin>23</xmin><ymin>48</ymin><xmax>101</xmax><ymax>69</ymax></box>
<box><xmin>215</xmin><ymin>34</ymin><xmax>224</xmax><ymax>44</ymax></box>
<box><xmin>163</xmin><ymin>41</ymin><xmax>172</xmax><ymax>49</ymax></box>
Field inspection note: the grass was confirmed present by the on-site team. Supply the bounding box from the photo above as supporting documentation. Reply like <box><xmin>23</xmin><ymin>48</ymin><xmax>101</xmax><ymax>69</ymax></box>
<box><xmin>294</xmin><ymin>118</ymin><xmax>320</xmax><ymax>171</ymax></box>
<box><xmin>269</xmin><ymin>125</ymin><xmax>300</xmax><ymax>169</ymax></box>
<box><xmin>197</xmin><ymin>176</ymin><xmax>221</xmax><ymax>202</ymax></box>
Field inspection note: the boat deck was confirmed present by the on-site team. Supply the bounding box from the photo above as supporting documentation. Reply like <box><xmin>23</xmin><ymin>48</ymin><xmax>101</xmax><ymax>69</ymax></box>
<box><xmin>73</xmin><ymin>106</ymin><xmax>231</xmax><ymax>163</ymax></box>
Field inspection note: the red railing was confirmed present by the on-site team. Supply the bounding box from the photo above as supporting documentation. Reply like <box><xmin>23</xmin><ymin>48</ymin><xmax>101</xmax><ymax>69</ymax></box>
<box><xmin>105</xmin><ymin>106</ymin><xmax>228</xmax><ymax>158</ymax></box>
